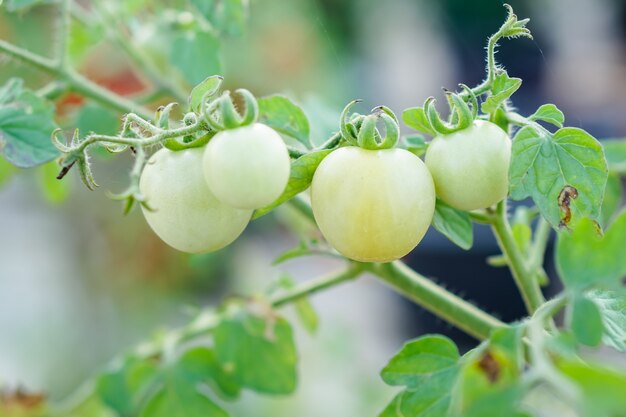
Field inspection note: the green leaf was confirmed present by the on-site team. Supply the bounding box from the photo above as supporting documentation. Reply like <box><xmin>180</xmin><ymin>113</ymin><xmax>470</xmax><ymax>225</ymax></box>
<box><xmin>96</xmin><ymin>355</ymin><xmax>160</xmax><ymax>417</ymax></box>
<box><xmin>402</xmin><ymin>107</ymin><xmax>435</xmax><ymax>136</ymax></box>
<box><xmin>556</xmin><ymin>211</ymin><xmax>626</xmax><ymax>289</ymax></box>
<box><xmin>481</xmin><ymin>73</ymin><xmax>522</xmax><ymax>114</ymax></box>
<box><xmin>170</xmin><ymin>30</ymin><xmax>221</xmax><ymax>87</ymax></box>
<box><xmin>379</xmin><ymin>383</ymin><xmax>453</xmax><ymax>417</ymax></box>
<box><xmin>140</xmin><ymin>376</ymin><xmax>227</xmax><ymax>417</ymax></box>
<box><xmin>431</xmin><ymin>199</ymin><xmax>473</xmax><ymax>250</ymax></box>
<box><xmin>403</xmin><ymin>134</ymin><xmax>428</xmax><ymax>157</ymax></box>
<box><xmin>0</xmin><ymin>79</ymin><xmax>59</xmax><ymax>168</ymax></box>
<box><xmin>213</xmin><ymin>306</ymin><xmax>297</xmax><ymax>394</ymax></box>
<box><xmin>586</xmin><ymin>289</ymin><xmax>626</xmax><ymax>351</ymax></box>
<box><xmin>489</xmin><ymin>325</ymin><xmax>525</xmax><ymax>370</ymax></box>
<box><xmin>253</xmin><ymin>150</ymin><xmax>330</xmax><ymax>219</ymax></box>
<box><xmin>451</xmin><ymin>348</ymin><xmax>522</xmax><ymax>417</ymax></box>
<box><xmin>570</xmin><ymin>294</ymin><xmax>603</xmax><ymax>347</ymax></box>
<box><xmin>559</xmin><ymin>361</ymin><xmax>626</xmax><ymax>417</ymax></box>
<box><xmin>188</xmin><ymin>76</ymin><xmax>223</xmax><ymax>113</ymax></box>
<box><xmin>379</xmin><ymin>335</ymin><xmax>460</xmax><ymax>417</ymax></box>
<box><xmin>528</xmin><ymin>104</ymin><xmax>565</xmax><ymax>128</ymax></box>
<box><xmin>177</xmin><ymin>347</ymin><xmax>241</xmax><ymax>400</ymax></box>
<box><xmin>602</xmin><ymin>139</ymin><xmax>626</xmax><ymax>173</ymax></box>
<box><xmin>509</xmin><ymin>126</ymin><xmax>608</xmax><ymax>229</ymax></box>
<box><xmin>257</xmin><ymin>95</ymin><xmax>311</xmax><ymax>147</ymax></box>
<box><xmin>189</xmin><ymin>0</ymin><xmax>247</xmax><ymax>36</ymax></box>
<box><xmin>600</xmin><ymin>173</ymin><xmax>623</xmax><ymax>228</ymax></box>
<box><xmin>381</xmin><ymin>335</ymin><xmax>459</xmax><ymax>389</ymax></box>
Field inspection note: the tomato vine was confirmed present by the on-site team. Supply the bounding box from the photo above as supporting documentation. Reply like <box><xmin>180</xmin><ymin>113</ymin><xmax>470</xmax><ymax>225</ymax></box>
<box><xmin>0</xmin><ymin>1</ymin><xmax>625</xmax><ymax>417</ymax></box>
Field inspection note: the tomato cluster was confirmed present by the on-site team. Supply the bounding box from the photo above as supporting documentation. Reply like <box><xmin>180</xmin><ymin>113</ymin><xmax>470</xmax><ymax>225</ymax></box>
<box><xmin>139</xmin><ymin>122</ymin><xmax>290</xmax><ymax>253</ymax></box>
<box><xmin>140</xmin><ymin>102</ymin><xmax>511</xmax><ymax>263</ymax></box>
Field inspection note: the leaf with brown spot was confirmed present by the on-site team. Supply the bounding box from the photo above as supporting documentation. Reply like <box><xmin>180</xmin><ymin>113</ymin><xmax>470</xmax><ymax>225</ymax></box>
<box><xmin>509</xmin><ymin>126</ymin><xmax>607</xmax><ymax>229</ymax></box>
<box><xmin>477</xmin><ymin>351</ymin><xmax>501</xmax><ymax>383</ymax></box>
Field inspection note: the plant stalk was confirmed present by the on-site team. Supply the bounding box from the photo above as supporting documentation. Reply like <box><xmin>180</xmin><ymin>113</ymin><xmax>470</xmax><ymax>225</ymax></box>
<box><xmin>0</xmin><ymin>39</ymin><xmax>153</xmax><ymax>120</ymax></box>
<box><xmin>490</xmin><ymin>200</ymin><xmax>545</xmax><ymax>313</ymax></box>
<box><xmin>365</xmin><ymin>261</ymin><xmax>505</xmax><ymax>340</ymax></box>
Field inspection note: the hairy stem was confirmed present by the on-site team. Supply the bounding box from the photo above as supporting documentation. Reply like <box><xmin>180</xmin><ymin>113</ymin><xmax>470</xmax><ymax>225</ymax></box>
<box><xmin>272</xmin><ymin>265</ymin><xmax>362</xmax><ymax>306</ymax></box>
<box><xmin>491</xmin><ymin>200</ymin><xmax>545</xmax><ymax>313</ymax></box>
<box><xmin>365</xmin><ymin>261</ymin><xmax>505</xmax><ymax>340</ymax></box>
<box><xmin>287</xmin><ymin>198</ymin><xmax>506</xmax><ymax>340</ymax></box>
<box><xmin>57</xmin><ymin>0</ymin><xmax>71</xmax><ymax>68</ymax></box>
<box><xmin>530</xmin><ymin>216</ymin><xmax>551</xmax><ymax>286</ymax></box>
<box><xmin>0</xmin><ymin>39</ymin><xmax>153</xmax><ymax>120</ymax></box>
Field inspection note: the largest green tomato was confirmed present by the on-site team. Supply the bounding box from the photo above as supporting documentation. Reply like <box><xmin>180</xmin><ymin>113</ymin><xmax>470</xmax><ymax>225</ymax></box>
<box><xmin>425</xmin><ymin>120</ymin><xmax>511</xmax><ymax>211</ymax></box>
<box><xmin>139</xmin><ymin>147</ymin><xmax>252</xmax><ymax>253</ymax></box>
<box><xmin>311</xmin><ymin>147</ymin><xmax>435</xmax><ymax>263</ymax></box>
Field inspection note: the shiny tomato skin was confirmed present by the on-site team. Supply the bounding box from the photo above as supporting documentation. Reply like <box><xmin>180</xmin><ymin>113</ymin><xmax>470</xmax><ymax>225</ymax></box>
<box><xmin>139</xmin><ymin>147</ymin><xmax>252</xmax><ymax>253</ymax></box>
<box><xmin>203</xmin><ymin>123</ymin><xmax>290</xmax><ymax>209</ymax></box>
<box><xmin>311</xmin><ymin>146</ymin><xmax>436</xmax><ymax>262</ymax></box>
<box><xmin>425</xmin><ymin>120</ymin><xmax>511</xmax><ymax>211</ymax></box>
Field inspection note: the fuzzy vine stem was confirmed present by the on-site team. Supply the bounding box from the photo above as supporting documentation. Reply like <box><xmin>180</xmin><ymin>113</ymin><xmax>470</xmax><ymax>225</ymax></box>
<box><xmin>57</xmin><ymin>0</ymin><xmax>71</xmax><ymax>68</ymax></box>
<box><xmin>0</xmin><ymin>39</ymin><xmax>153</xmax><ymax>120</ymax></box>
<box><xmin>287</xmin><ymin>197</ymin><xmax>505</xmax><ymax>340</ymax></box>
<box><xmin>365</xmin><ymin>262</ymin><xmax>505</xmax><ymax>340</ymax></box>
<box><xmin>461</xmin><ymin>4</ymin><xmax>532</xmax><ymax>98</ymax></box>
<box><xmin>490</xmin><ymin>200</ymin><xmax>546</xmax><ymax>313</ymax></box>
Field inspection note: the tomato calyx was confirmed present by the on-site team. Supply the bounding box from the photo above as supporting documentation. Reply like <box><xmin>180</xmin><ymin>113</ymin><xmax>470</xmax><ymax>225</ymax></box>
<box><xmin>423</xmin><ymin>85</ymin><xmax>479</xmax><ymax>136</ymax></box>
<box><xmin>204</xmin><ymin>88</ymin><xmax>259</xmax><ymax>131</ymax></box>
<box><xmin>339</xmin><ymin>101</ymin><xmax>399</xmax><ymax>151</ymax></box>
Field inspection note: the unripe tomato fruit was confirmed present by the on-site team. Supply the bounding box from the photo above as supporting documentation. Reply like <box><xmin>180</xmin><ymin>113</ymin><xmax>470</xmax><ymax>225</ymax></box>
<box><xmin>203</xmin><ymin>123</ymin><xmax>290</xmax><ymax>209</ymax></box>
<box><xmin>425</xmin><ymin>120</ymin><xmax>511</xmax><ymax>211</ymax></box>
<box><xmin>139</xmin><ymin>147</ymin><xmax>252</xmax><ymax>253</ymax></box>
<box><xmin>311</xmin><ymin>147</ymin><xmax>436</xmax><ymax>263</ymax></box>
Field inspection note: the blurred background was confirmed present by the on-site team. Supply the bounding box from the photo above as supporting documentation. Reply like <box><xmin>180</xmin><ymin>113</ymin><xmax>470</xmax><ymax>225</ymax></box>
<box><xmin>0</xmin><ymin>0</ymin><xmax>625</xmax><ymax>415</ymax></box>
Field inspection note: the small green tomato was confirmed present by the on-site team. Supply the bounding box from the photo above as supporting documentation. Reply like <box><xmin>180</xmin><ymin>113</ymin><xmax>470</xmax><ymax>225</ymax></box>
<box><xmin>203</xmin><ymin>123</ymin><xmax>290</xmax><ymax>209</ymax></box>
<box><xmin>425</xmin><ymin>120</ymin><xmax>511</xmax><ymax>211</ymax></box>
<box><xmin>311</xmin><ymin>146</ymin><xmax>435</xmax><ymax>263</ymax></box>
<box><xmin>139</xmin><ymin>147</ymin><xmax>252</xmax><ymax>253</ymax></box>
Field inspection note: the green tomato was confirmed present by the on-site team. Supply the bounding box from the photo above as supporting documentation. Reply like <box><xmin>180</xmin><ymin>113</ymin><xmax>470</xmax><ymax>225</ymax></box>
<box><xmin>203</xmin><ymin>123</ymin><xmax>290</xmax><ymax>209</ymax></box>
<box><xmin>425</xmin><ymin>120</ymin><xmax>511</xmax><ymax>211</ymax></box>
<box><xmin>311</xmin><ymin>146</ymin><xmax>435</xmax><ymax>263</ymax></box>
<box><xmin>139</xmin><ymin>147</ymin><xmax>252</xmax><ymax>253</ymax></box>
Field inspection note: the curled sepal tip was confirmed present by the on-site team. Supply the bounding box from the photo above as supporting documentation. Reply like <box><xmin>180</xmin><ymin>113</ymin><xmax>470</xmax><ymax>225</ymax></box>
<box><xmin>203</xmin><ymin>89</ymin><xmax>259</xmax><ymax>131</ymax></box>
<box><xmin>356</xmin><ymin>111</ymin><xmax>399</xmax><ymax>151</ymax></box>
<box><xmin>52</xmin><ymin>128</ymin><xmax>98</xmax><ymax>190</ymax></box>
<box><xmin>424</xmin><ymin>91</ymin><xmax>474</xmax><ymax>136</ymax></box>
<box><xmin>458</xmin><ymin>84</ymin><xmax>478</xmax><ymax>120</ymax></box>
<box><xmin>339</xmin><ymin>99</ymin><xmax>363</xmax><ymax>145</ymax></box>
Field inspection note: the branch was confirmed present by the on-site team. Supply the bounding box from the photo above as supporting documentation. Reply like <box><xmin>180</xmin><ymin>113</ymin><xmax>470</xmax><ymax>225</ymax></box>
<box><xmin>490</xmin><ymin>200</ymin><xmax>545</xmax><ymax>313</ymax></box>
<box><xmin>0</xmin><ymin>39</ymin><xmax>153</xmax><ymax>120</ymax></box>
<box><xmin>271</xmin><ymin>265</ymin><xmax>362</xmax><ymax>307</ymax></box>
<box><xmin>286</xmin><ymin>197</ymin><xmax>506</xmax><ymax>340</ymax></box>
<box><xmin>365</xmin><ymin>262</ymin><xmax>505</xmax><ymax>340</ymax></box>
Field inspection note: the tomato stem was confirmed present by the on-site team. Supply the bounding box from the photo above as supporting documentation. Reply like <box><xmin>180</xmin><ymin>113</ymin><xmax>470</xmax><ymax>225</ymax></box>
<box><xmin>490</xmin><ymin>200</ymin><xmax>546</xmax><ymax>313</ymax></box>
<box><xmin>287</xmin><ymin>197</ymin><xmax>506</xmax><ymax>340</ymax></box>
<box><xmin>0</xmin><ymin>39</ymin><xmax>153</xmax><ymax>120</ymax></box>
<box><xmin>364</xmin><ymin>261</ymin><xmax>506</xmax><ymax>340</ymax></box>
<box><xmin>271</xmin><ymin>265</ymin><xmax>363</xmax><ymax>307</ymax></box>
